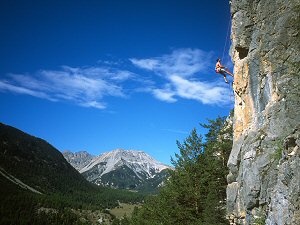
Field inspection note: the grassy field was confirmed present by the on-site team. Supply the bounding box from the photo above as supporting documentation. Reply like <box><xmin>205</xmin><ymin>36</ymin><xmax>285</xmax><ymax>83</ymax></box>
<box><xmin>109</xmin><ymin>203</ymin><xmax>141</xmax><ymax>219</ymax></box>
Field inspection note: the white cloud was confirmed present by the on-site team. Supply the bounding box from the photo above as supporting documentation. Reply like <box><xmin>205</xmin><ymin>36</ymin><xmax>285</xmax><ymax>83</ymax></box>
<box><xmin>0</xmin><ymin>80</ymin><xmax>55</xmax><ymax>101</ymax></box>
<box><xmin>80</xmin><ymin>101</ymin><xmax>106</xmax><ymax>109</ymax></box>
<box><xmin>169</xmin><ymin>75</ymin><xmax>229</xmax><ymax>105</ymax></box>
<box><xmin>130</xmin><ymin>48</ymin><xmax>212</xmax><ymax>77</ymax></box>
<box><xmin>152</xmin><ymin>88</ymin><xmax>177</xmax><ymax>103</ymax></box>
<box><xmin>0</xmin><ymin>65</ymin><xmax>134</xmax><ymax>109</ymax></box>
<box><xmin>130</xmin><ymin>58</ymin><xmax>159</xmax><ymax>71</ymax></box>
<box><xmin>131</xmin><ymin>48</ymin><xmax>231</xmax><ymax>105</ymax></box>
<box><xmin>61</xmin><ymin>66</ymin><xmax>135</xmax><ymax>81</ymax></box>
<box><xmin>110</xmin><ymin>70</ymin><xmax>134</xmax><ymax>81</ymax></box>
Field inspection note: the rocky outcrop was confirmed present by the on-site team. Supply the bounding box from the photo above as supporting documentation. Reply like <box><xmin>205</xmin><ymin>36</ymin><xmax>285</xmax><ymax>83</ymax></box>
<box><xmin>63</xmin><ymin>150</ymin><xmax>94</xmax><ymax>171</ymax></box>
<box><xmin>227</xmin><ymin>0</ymin><xmax>300</xmax><ymax>224</ymax></box>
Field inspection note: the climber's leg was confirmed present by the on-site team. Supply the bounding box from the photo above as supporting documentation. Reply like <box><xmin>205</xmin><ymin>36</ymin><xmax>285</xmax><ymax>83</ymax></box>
<box><xmin>226</xmin><ymin>70</ymin><xmax>234</xmax><ymax>77</ymax></box>
<box><xmin>223</xmin><ymin>75</ymin><xmax>229</xmax><ymax>83</ymax></box>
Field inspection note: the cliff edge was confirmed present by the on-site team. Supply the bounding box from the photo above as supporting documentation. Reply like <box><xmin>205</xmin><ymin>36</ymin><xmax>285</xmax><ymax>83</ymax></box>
<box><xmin>227</xmin><ymin>0</ymin><xmax>300</xmax><ymax>224</ymax></box>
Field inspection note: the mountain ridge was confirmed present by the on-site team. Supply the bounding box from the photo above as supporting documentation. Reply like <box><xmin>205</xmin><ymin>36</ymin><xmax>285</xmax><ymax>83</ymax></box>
<box><xmin>63</xmin><ymin>150</ymin><xmax>94</xmax><ymax>171</ymax></box>
<box><xmin>63</xmin><ymin>148</ymin><xmax>172</xmax><ymax>192</ymax></box>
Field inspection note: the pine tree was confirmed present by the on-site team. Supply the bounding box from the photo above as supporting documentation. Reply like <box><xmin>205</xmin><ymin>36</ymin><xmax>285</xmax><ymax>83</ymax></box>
<box><xmin>200</xmin><ymin>116</ymin><xmax>232</xmax><ymax>225</ymax></box>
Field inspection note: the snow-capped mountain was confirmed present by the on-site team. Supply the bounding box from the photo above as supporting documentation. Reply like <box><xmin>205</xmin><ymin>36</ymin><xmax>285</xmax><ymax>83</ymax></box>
<box><xmin>80</xmin><ymin>148</ymin><xmax>170</xmax><ymax>177</ymax></box>
<box><xmin>63</xmin><ymin>148</ymin><xmax>172</xmax><ymax>192</ymax></box>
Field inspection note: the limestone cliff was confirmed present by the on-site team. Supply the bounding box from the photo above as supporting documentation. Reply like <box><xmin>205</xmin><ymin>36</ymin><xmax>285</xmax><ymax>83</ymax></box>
<box><xmin>227</xmin><ymin>0</ymin><xmax>300</xmax><ymax>224</ymax></box>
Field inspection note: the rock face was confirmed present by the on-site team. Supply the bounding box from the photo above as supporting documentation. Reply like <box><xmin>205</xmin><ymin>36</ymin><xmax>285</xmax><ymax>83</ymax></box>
<box><xmin>227</xmin><ymin>0</ymin><xmax>300</xmax><ymax>224</ymax></box>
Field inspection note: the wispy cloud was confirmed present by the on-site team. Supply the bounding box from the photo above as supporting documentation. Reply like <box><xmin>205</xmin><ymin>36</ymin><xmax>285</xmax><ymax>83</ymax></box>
<box><xmin>0</xmin><ymin>80</ymin><xmax>55</xmax><ymax>100</ymax></box>
<box><xmin>152</xmin><ymin>85</ymin><xmax>177</xmax><ymax>103</ymax></box>
<box><xmin>0</xmin><ymin>66</ymin><xmax>134</xmax><ymax>109</ymax></box>
<box><xmin>130</xmin><ymin>48</ymin><xmax>210</xmax><ymax>77</ymax></box>
<box><xmin>169</xmin><ymin>75</ymin><xmax>229</xmax><ymax>105</ymax></box>
<box><xmin>131</xmin><ymin>48</ymin><xmax>230</xmax><ymax>105</ymax></box>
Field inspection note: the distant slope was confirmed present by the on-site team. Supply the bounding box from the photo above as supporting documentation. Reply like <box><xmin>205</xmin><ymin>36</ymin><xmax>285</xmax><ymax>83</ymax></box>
<box><xmin>64</xmin><ymin>149</ymin><xmax>172</xmax><ymax>193</ymax></box>
<box><xmin>63</xmin><ymin>150</ymin><xmax>94</xmax><ymax>171</ymax></box>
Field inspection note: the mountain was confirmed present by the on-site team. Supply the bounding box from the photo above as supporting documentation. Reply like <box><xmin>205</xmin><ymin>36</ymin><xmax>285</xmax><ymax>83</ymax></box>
<box><xmin>63</xmin><ymin>149</ymin><xmax>172</xmax><ymax>192</ymax></box>
<box><xmin>63</xmin><ymin>150</ymin><xmax>94</xmax><ymax>171</ymax></box>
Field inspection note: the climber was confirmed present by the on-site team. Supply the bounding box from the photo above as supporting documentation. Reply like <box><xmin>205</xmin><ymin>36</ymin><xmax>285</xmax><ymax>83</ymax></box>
<box><xmin>215</xmin><ymin>58</ymin><xmax>234</xmax><ymax>83</ymax></box>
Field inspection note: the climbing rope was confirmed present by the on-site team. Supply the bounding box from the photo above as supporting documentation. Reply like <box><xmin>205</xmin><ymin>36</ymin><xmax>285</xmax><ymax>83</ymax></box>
<box><xmin>221</xmin><ymin>17</ymin><xmax>234</xmax><ymax>104</ymax></box>
<box><xmin>221</xmin><ymin>17</ymin><xmax>232</xmax><ymax>63</ymax></box>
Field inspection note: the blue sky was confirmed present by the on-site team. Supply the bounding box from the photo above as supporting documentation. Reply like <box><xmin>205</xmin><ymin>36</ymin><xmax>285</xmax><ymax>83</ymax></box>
<box><xmin>0</xmin><ymin>0</ymin><xmax>233</xmax><ymax>165</ymax></box>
